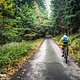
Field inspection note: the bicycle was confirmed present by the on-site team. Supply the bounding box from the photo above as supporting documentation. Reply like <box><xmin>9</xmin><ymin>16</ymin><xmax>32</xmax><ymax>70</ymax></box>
<box><xmin>63</xmin><ymin>44</ymin><xmax>68</xmax><ymax>63</ymax></box>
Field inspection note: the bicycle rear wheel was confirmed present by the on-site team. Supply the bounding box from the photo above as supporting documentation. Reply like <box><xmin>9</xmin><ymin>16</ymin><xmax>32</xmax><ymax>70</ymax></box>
<box><xmin>64</xmin><ymin>47</ymin><xmax>68</xmax><ymax>63</ymax></box>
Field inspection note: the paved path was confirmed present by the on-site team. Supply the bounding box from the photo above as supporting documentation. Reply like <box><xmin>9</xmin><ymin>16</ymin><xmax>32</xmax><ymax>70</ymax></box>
<box><xmin>11</xmin><ymin>39</ymin><xmax>80</xmax><ymax>80</ymax></box>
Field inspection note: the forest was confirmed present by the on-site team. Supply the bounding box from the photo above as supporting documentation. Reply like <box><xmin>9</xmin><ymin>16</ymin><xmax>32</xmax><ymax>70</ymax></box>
<box><xmin>0</xmin><ymin>0</ymin><xmax>48</xmax><ymax>44</ymax></box>
<box><xmin>0</xmin><ymin>0</ymin><xmax>80</xmax><ymax>43</ymax></box>
<box><xmin>0</xmin><ymin>0</ymin><xmax>80</xmax><ymax>78</ymax></box>
<box><xmin>50</xmin><ymin>0</ymin><xmax>80</xmax><ymax>34</ymax></box>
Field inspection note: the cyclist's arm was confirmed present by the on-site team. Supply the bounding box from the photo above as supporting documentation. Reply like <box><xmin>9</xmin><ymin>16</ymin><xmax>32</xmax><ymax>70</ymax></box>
<box><xmin>59</xmin><ymin>37</ymin><xmax>63</xmax><ymax>44</ymax></box>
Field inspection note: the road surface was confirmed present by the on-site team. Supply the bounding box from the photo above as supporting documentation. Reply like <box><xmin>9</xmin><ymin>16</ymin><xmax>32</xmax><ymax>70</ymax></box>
<box><xmin>11</xmin><ymin>39</ymin><xmax>80</xmax><ymax>80</ymax></box>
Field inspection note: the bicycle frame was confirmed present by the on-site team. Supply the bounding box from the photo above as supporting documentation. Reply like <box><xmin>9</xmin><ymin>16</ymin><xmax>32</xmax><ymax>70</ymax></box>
<box><xmin>63</xmin><ymin>44</ymin><xmax>68</xmax><ymax>63</ymax></box>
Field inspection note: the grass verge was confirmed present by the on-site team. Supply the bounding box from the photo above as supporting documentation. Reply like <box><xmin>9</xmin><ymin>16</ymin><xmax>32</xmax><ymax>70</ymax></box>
<box><xmin>0</xmin><ymin>39</ymin><xmax>44</xmax><ymax>77</ymax></box>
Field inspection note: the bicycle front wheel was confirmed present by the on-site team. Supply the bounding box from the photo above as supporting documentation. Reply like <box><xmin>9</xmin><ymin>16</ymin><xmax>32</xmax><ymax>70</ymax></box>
<box><xmin>64</xmin><ymin>47</ymin><xmax>68</xmax><ymax>63</ymax></box>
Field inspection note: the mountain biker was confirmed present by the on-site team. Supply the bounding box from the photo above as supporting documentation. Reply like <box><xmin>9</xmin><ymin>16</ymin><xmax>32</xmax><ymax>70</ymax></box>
<box><xmin>59</xmin><ymin>33</ymin><xmax>71</xmax><ymax>57</ymax></box>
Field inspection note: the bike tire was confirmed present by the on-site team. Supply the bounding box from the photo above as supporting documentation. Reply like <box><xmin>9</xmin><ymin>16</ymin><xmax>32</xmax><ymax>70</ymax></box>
<box><xmin>64</xmin><ymin>48</ymin><xmax>68</xmax><ymax>63</ymax></box>
<box><xmin>65</xmin><ymin>53</ymin><xmax>67</xmax><ymax>63</ymax></box>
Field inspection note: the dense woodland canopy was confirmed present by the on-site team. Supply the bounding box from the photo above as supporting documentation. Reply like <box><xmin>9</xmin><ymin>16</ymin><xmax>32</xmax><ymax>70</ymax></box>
<box><xmin>0</xmin><ymin>0</ymin><xmax>48</xmax><ymax>44</ymax></box>
<box><xmin>50</xmin><ymin>0</ymin><xmax>80</xmax><ymax>35</ymax></box>
<box><xmin>0</xmin><ymin>0</ymin><xmax>80</xmax><ymax>44</ymax></box>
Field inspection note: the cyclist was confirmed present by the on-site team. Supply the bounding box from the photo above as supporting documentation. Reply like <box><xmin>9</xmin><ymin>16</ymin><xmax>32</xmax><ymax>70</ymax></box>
<box><xmin>59</xmin><ymin>33</ymin><xmax>71</xmax><ymax>57</ymax></box>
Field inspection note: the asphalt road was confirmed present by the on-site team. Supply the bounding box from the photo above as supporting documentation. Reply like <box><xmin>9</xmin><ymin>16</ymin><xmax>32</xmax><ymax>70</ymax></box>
<box><xmin>11</xmin><ymin>39</ymin><xmax>80</xmax><ymax>80</ymax></box>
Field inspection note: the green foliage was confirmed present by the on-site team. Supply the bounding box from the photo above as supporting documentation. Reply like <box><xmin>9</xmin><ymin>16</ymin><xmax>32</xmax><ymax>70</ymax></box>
<box><xmin>0</xmin><ymin>0</ymin><xmax>49</xmax><ymax>73</ymax></box>
<box><xmin>76</xmin><ymin>39</ymin><xmax>80</xmax><ymax>44</ymax></box>
<box><xmin>71</xmin><ymin>39</ymin><xmax>80</xmax><ymax>50</ymax></box>
<box><xmin>0</xmin><ymin>0</ymin><xmax>48</xmax><ymax>68</ymax></box>
<box><xmin>3</xmin><ymin>28</ymin><xmax>26</xmax><ymax>42</ymax></box>
<box><xmin>0</xmin><ymin>0</ymin><xmax>48</xmax><ymax>44</ymax></box>
<box><xmin>70</xmin><ymin>34</ymin><xmax>80</xmax><ymax>62</ymax></box>
<box><xmin>0</xmin><ymin>41</ymin><xmax>33</xmax><ymax>68</ymax></box>
<box><xmin>75</xmin><ymin>52</ymin><xmax>80</xmax><ymax>61</ymax></box>
<box><xmin>50</xmin><ymin>0</ymin><xmax>80</xmax><ymax>34</ymax></box>
<box><xmin>24</xmin><ymin>33</ymin><xmax>36</xmax><ymax>40</ymax></box>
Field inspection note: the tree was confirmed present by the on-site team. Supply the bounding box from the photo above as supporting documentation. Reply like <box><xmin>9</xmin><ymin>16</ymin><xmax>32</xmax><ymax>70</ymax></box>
<box><xmin>50</xmin><ymin>0</ymin><xmax>80</xmax><ymax>34</ymax></box>
<box><xmin>0</xmin><ymin>0</ymin><xmax>49</xmax><ymax>44</ymax></box>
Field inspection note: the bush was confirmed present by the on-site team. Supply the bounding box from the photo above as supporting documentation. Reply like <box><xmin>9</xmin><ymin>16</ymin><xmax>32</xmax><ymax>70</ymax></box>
<box><xmin>24</xmin><ymin>33</ymin><xmax>36</xmax><ymax>40</ymax></box>
<box><xmin>71</xmin><ymin>39</ymin><xmax>80</xmax><ymax>51</ymax></box>
<box><xmin>0</xmin><ymin>41</ymin><xmax>32</xmax><ymax>68</ymax></box>
<box><xmin>0</xmin><ymin>28</ymin><xmax>26</xmax><ymax>44</ymax></box>
<box><xmin>75</xmin><ymin>52</ymin><xmax>80</xmax><ymax>62</ymax></box>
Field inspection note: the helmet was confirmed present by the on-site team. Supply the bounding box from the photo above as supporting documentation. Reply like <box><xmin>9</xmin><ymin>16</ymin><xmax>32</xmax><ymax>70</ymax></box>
<box><xmin>64</xmin><ymin>33</ymin><xmax>67</xmax><ymax>35</ymax></box>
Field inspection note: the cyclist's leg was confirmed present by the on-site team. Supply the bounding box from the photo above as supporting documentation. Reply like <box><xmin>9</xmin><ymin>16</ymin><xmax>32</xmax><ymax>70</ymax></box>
<box><xmin>67</xmin><ymin>44</ymin><xmax>68</xmax><ymax>55</ymax></box>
